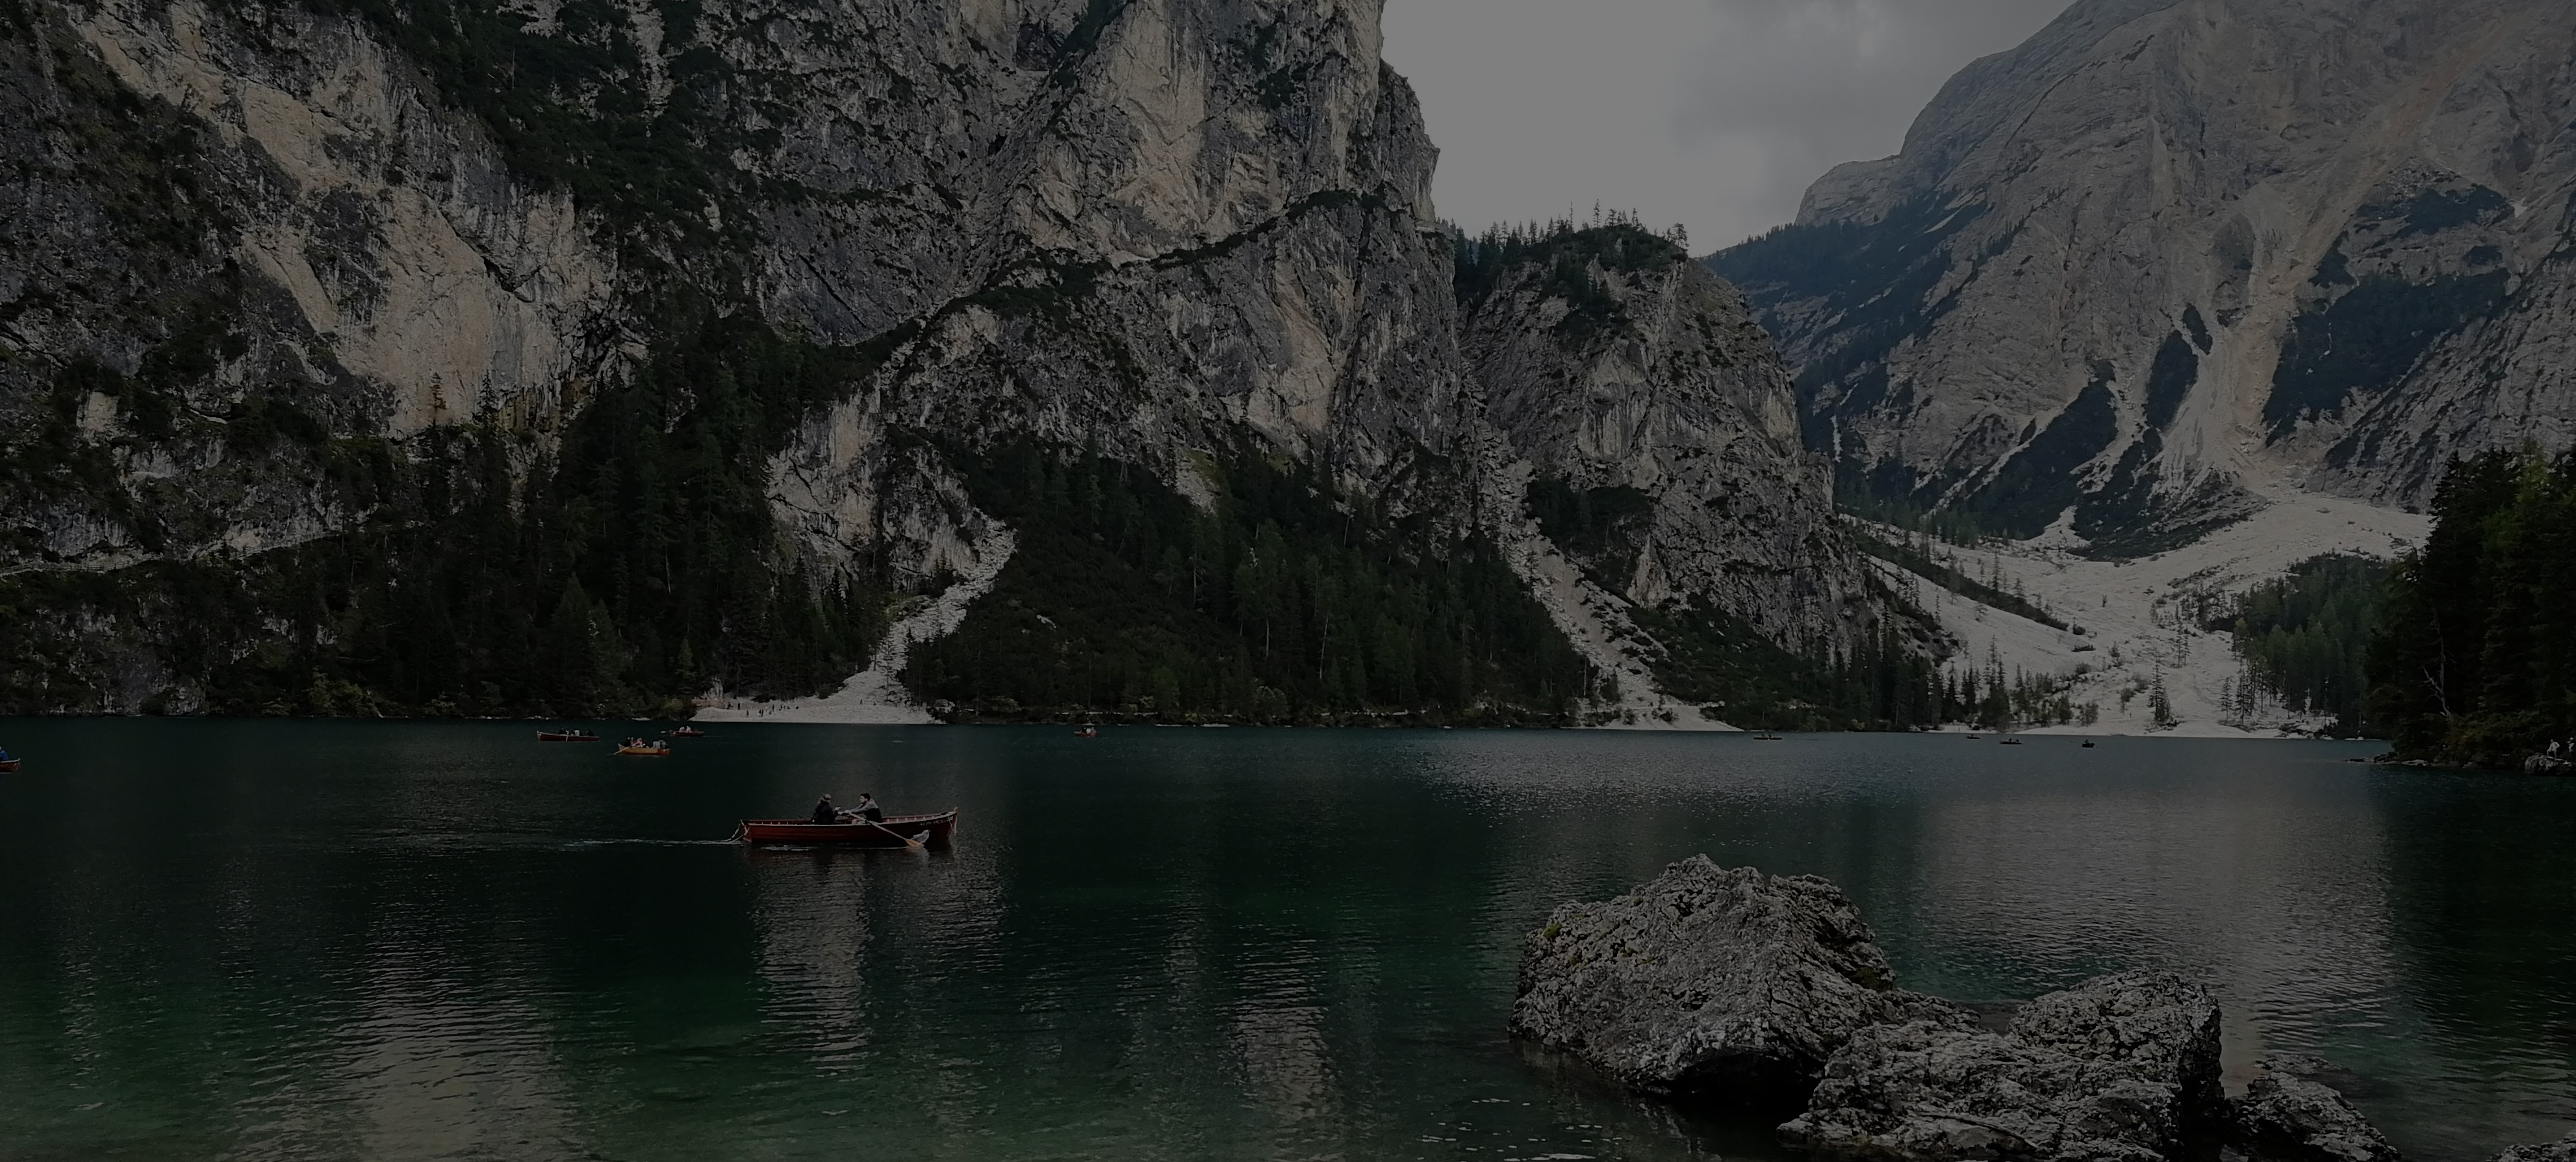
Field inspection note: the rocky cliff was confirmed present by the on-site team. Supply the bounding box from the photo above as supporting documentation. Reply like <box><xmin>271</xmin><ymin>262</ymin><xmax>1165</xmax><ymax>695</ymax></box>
<box><xmin>1461</xmin><ymin>222</ymin><xmax>1863</xmax><ymax>649</ymax></box>
<box><xmin>0</xmin><ymin>0</ymin><xmax>1872</xmax><ymax>719</ymax></box>
<box><xmin>1711</xmin><ymin>0</ymin><xmax>2576</xmax><ymax>554</ymax></box>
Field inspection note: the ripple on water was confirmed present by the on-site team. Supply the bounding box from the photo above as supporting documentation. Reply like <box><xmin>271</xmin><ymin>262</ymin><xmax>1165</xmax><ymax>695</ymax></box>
<box><xmin>0</xmin><ymin>723</ymin><xmax>2569</xmax><ymax>1161</ymax></box>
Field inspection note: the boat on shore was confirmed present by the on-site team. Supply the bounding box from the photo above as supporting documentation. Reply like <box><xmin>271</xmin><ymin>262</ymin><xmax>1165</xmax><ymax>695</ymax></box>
<box><xmin>737</xmin><ymin>810</ymin><xmax>958</xmax><ymax>848</ymax></box>
<box><xmin>538</xmin><ymin>729</ymin><xmax>600</xmax><ymax>742</ymax></box>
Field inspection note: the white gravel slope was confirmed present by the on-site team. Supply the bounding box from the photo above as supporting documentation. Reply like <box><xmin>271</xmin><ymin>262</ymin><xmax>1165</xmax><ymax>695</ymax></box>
<box><xmin>695</xmin><ymin>526</ymin><xmax>1019</xmax><ymax>725</ymax></box>
<box><xmin>1875</xmin><ymin>493</ymin><xmax>2429</xmax><ymax>736</ymax></box>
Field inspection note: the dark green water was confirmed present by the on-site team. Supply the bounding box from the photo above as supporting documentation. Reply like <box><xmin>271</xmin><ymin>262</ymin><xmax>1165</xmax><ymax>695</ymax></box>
<box><xmin>0</xmin><ymin>723</ymin><xmax>2570</xmax><ymax>1161</ymax></box>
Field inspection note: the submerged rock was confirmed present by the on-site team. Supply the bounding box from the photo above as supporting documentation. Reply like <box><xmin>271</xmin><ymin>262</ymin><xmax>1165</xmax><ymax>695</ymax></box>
<box><xmin>1780</xmin><ymin>972</ymin><xmax>2221</xmax><ymax>1161</ymax></box>
<box><xmin>1510</xmin><ymin>857</ymin><xmax>1970</xmax><ymax>1106</ymax></box>
<box><xmin>2226</xmin><ymin>1054</ymin><xmax>2402</xmax><ymax>1162</ymax></box>
<box><xmin>2494</xmin><ymin>1131</ymin><xmax>2576</xmax><ymax>1161</ymax></box>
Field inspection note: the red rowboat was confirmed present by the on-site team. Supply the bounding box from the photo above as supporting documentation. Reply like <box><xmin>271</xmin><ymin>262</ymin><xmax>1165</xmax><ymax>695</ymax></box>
<box><xmin>0</xmin><ymin>758</ymin><xmax>19</xmax><ymax>773</ymax></box>
<box><xmin>737</xmin><ymin>810</ymin><xmax>958</xmax><ymax>848</ymax></box>
<box><xmin>537</xmin><ymin>730</ymin><xmax>599</xmax><ymax>742</ymax></box>
<box><xmin>671</xmin><ymin>727</ymin><xmax>707</xmax><ymax>738</ymax></box>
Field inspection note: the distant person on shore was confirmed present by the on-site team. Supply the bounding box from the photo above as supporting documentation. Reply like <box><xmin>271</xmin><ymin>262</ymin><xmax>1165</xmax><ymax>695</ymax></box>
<box><xmin>853</xmin><ymin>793</ymin><xmax>884</xmax><ymax>823</ymax></box>
<box><xmin>811</xmin><ymin>795</ymin><xmax>843</xmax><ymax>825</ymax></box>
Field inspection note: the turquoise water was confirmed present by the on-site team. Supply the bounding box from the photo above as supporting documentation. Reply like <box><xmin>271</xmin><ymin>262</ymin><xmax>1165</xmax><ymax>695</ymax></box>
<box><xmin>0</xmin><ymin>722</ymin><xmax>2569</xmax><ymax>1160</ymax></box>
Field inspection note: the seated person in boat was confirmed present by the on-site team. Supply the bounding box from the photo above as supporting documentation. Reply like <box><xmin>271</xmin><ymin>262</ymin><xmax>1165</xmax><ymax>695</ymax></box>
<box><xmin>852</xmin><ymin>793</ymin><xmax>884</xmax><ymax>823</ymax></box>
<box><xmin>811</xmin><ymin>795</ymin><xmax>845</xmax><ymax>825</ymax></box>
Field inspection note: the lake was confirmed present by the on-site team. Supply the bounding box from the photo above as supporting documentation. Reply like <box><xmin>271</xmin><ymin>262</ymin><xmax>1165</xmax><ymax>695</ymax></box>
<box><xmin>0</xmin><ymin>722</ymin><xmax>2569</xmax><ymax>1160</ymax></box>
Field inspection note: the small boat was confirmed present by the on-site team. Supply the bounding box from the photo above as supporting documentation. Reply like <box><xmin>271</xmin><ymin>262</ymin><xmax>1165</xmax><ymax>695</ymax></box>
<box><xmin>537</xmin><ymin>729</ymin><xmax>600</xmax><ymax>742</ymax></box>
<box><xmin>0</xmin><ymin>758</ymin><xmax>18</xmax><ymax>773</ymax></box>
<box><xmin>616</xmin><ymin>740</ymin><xmax>671</xmax><ymax>756</ymax></box>
<box><xmin>1752</xmin><ymin>733</ymin><xmax>1783</xmax><ymax>741</ymax></box>
<box><xmin>2000</xmin><ymin>738</ymin><xmax>2022</xmax><ymax>745</ymax></box>
<box><xmin>737</xmin><ymin>810</ymin><xmax>958</xmax><ymax>848</ymax></box>
<box><xmin>2083</xmin><ymin>741</ymin><xmax>2097</xmax><ymax>749</ymax></box>
<box><xmin>670</xmin><ymin>727</ymin><xmax>707</xmax><ymax>738</ymax></box>
<box><xmin>1965</xmin><ymin>734</ymin><xmax>1982</xmax><ymax>740</ymax></box>
<box><xmin>1074</xmin><ymin>725</ymin><xmax>1098</xmax><ymax>738</ymax></box>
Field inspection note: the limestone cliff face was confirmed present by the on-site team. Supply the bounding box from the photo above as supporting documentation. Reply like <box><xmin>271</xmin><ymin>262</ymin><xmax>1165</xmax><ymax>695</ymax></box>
<box><xmin>1713</xmin><ymin>0</ymin><xmax>2576</xmax><ymax>550</ymax></box>
<box><xmin>1</xmin><ymin>1</ymin><xmax>618</xmax><ymax>573</ymax></box>
<box><xmin>0</xmin><ymin>0</ymin><xmax>1872</xmax><ymax>715</ymax></box>
<box><xmin>1460</xmin><ymin>226</ymin><xmax>1861</xmax><ymax>648</ymax></box>
<box><xmin>730</xmin><ymin>0</ymin><xmax>1466</xmax><ymax>588</ymax></box>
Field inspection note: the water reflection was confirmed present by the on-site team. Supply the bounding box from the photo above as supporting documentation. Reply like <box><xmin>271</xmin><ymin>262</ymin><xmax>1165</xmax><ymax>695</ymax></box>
<box><xmin>0</xmin><ymin>721</ymin><xmax>2568</xmax><ymax>1161</ymax></box>
<box><xmin>1225</xmin><ymin>943</ymin><xmax>1337</xmax><ymax>1126</ymax></box>
<box><xmin>329</xmin><ymin>931</ymin><xmax>580</xmax><ymax>1161</ymax></box>
<box><xmin>751</xmin><ymin>851</ymin><xmax>877</xmax><ymax>1066</ymax></box>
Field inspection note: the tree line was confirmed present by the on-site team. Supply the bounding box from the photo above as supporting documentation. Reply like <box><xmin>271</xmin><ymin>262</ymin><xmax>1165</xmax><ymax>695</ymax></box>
<box><xmin>904</xmin><ymin>445</ymin><xmax>1597</xmax><ymax>723</ymax></box>
<box><xmin>2367</xmin><ymin>446</ymin><xmax>2576</xmax><ymax>764</ymax></box>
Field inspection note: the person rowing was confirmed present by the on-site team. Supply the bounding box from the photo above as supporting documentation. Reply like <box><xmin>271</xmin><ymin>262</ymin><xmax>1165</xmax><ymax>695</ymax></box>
<box><xmin>852</xmin><ymin>793</ymin><xmax>884</xmax><ymax>823</ymax></box>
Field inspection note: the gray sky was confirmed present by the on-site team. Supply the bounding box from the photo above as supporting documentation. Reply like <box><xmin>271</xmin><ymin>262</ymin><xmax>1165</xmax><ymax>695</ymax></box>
<box><xmin>1379</xmin><ymin>0</ymin><xmax>2072</xmax><ymax>249</ymax></box>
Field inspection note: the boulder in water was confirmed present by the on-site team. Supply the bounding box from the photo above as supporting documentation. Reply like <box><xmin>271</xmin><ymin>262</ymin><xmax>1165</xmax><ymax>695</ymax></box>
<box><xmin>1778</xmin><ymin>1019</ymin><xmax>2176</xmax><ymax>1160</ymax></box>
<box><xmin>1779</xmin><ymin>972</ymin><xmax>2221</xmax><ymax>1160</ymax></box>
<box><xmin>2494</xmin><ymin>1131</ymin><xmax>2576</xmax><ymax>1161</ymax></box>
<box><xmin>1511</xmin><ymin>856</ymin><xmax>1971</xmax><ymax>1106</ymax></box>
<box><xmin>2226</xmin><ymin>1054</ymin><xmax>2401</xmax><ymax>1162</ymax></box>
<box><xmin>2011</xmin><ymin>969</ymin><xmax>2224</xmax><ymax>1123</ymax></box>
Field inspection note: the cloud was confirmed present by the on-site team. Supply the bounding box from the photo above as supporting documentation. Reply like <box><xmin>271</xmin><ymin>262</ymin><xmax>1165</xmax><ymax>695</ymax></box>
<box><xmin>1379</xmin><ymin>0</ymin><xmax>2071</xmax><ymax>249</ymax></box>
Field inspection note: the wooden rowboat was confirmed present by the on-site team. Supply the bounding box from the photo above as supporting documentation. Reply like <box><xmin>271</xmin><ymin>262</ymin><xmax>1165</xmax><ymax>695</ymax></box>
<box><xmin>737</xmin><ymin>810</ymin><xmax>958</xmax><ymax>848</ymax></box>
<box><xmin>617</xmin><ymin>743</ymin><xmax>670</xmax><ymax>756</ymax></box>
<box><xmin>0</xmin><ymin>758</ymin><xmax>19</xmax><ymax>773</ymax></box>
<box><xmin>537</xmin><ymin>730</ymin><xmax>599</xmax><ymax>742</ymax></box>
<box><xmin>670</xmin><ymin>727</ymin><xmax>707</xmax><ymax>738</ymax></box>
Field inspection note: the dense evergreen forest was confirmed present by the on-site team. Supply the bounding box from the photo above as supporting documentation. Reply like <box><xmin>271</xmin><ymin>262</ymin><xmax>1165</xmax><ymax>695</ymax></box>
<box><xmin>904</xmin><ymin>446</ymin><xmax>1598</xmax><ymax>725</ymax></box>
<box><xmin>2226</xmin><ymin>555</ymin><xmax>2384</xmax><ymax>734</ymax></box>
<box><xmin>0</xmin><ymin>0</ymin><xmax>892</xmax><ymax>715</ymax></box>
<box><xmin>0</xmin><ymin>311</ymin><xmax>892</xmax><ymax>717</ymax></box>
<box><xmin>2367</xmin><ymin>448</ymin><xmax>2576</xmax><ymax>764</ymax></box>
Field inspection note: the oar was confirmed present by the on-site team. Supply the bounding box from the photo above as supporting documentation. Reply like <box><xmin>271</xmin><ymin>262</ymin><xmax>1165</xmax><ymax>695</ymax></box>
<box><xmin>852</xmin><ymin>814</ymin><xmax>923</xmax><ymax>851</ymax></box>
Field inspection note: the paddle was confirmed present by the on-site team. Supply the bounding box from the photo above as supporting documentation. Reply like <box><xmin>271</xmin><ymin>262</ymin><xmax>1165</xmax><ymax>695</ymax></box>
<box><xmin>849</xmin><ymin>813</ymin><xmax>923</xmax><ymax>850</ymax></box>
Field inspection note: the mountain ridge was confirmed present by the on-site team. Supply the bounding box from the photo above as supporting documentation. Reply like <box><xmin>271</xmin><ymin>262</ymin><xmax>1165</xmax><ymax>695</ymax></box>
<box><xmin>0</xmin><ymin>0</ymin><xmax>1883</xmax><ymax>721</ymax></box>
<box><xmin>1713</xmin><ymin>0</ymin><xmax>2576</xmax><ymax>554</ymax></box>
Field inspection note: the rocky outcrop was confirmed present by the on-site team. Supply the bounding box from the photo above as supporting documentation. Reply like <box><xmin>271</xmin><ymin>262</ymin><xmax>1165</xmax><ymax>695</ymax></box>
<box><xmin>1511</xmin><ymin>856</ymin><xmax>1973</xmax><ymax>1106</ymax></box>
<box><xmin>2227</xmin><ymin>1054</ymin><xmax>2404</xmax><ymax>1162</ymax></box>
<box><xmin>2010</xmin><ymin>969</ymin><xmax>2223</xmax><ymax>1120</ymax></box>
<box><xmin>2494</xmin><ymin>1131</ymin><xmax>2576</xmax><ymax>1162</ymax></box>
<box><xmin>1516</xmin><ymin>861</ymin><xmax>2422</xmax><ymax>1161</ymax></box>
<box><xmin>1460</xmin><ymin>223</ymin><xmax>1872</xmax><ymax>652</ymax></box>
<box><xmin>1780</xmin><ymin>972</ymin><xmax>2220</xmax><ymax>1161</ymax></box>
<box><xmin>1711</xmin><ymin>0</ymin><xmax>2576</xmax><ymax>552</ymax></box>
